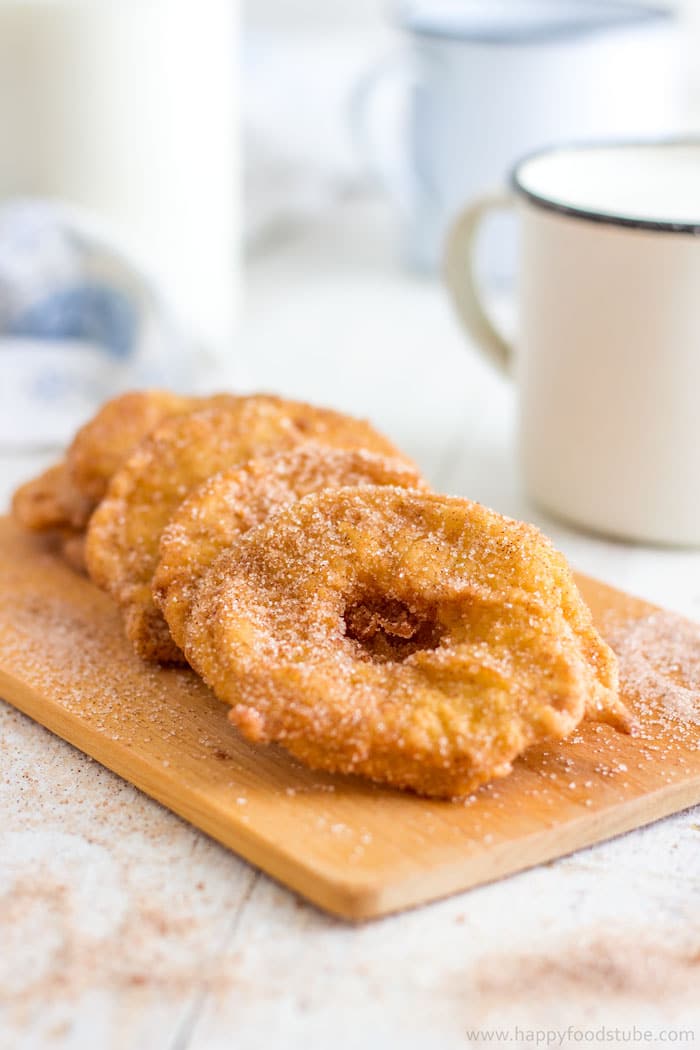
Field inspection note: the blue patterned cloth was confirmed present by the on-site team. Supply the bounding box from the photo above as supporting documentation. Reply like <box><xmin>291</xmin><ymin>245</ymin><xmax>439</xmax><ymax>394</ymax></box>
<box><xmin>0</xmin><ymin>199</ymin><xmax>196</xmax><ymax>446</ymax></box>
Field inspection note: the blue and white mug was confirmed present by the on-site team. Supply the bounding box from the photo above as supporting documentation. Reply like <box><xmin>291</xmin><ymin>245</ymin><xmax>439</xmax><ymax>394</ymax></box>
<box><xmin>352</xmin><ymin>0</ymin><xmax>683</xmax><ymax>276</ymax></box>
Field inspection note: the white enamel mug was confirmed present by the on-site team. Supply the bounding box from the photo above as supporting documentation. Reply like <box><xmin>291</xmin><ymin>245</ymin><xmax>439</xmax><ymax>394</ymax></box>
<box><xmin>445</xmin><ymin>140</ymin><xmax>700</xmax><ymax>547</ymax></box>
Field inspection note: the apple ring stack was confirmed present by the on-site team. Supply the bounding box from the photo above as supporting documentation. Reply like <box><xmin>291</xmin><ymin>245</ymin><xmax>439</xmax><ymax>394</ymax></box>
<box><xmin>85</xmin><ymin>396</ymin><xmax>417</xmax><ymax>662</ymax></box>
<box><xmin>10</xmin><ymin>387</ymin><xmax>635</xmax><ymax>798</ymax></box>
<box><xmin>10</xmin><ymin>389</ymin><xmax>238</xmax><ymax>571</ymax></box>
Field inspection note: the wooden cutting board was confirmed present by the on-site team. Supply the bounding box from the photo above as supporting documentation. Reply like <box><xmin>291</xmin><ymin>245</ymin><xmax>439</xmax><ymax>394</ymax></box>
<box><xmin>1</xmin><ymin>516</ymin><xmax>699</xmax><ymax>920</ymax></box>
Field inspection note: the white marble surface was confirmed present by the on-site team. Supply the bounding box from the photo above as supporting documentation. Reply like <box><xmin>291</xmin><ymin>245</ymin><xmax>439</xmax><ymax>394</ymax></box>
<box><xmin>1</xmin><ymin>198</ymin><xmax>699</xmax><ymax>1050</ymax></box>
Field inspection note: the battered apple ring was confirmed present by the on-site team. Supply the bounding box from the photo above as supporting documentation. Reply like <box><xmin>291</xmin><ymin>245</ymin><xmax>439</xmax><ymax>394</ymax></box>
<box><xmin>64</xmin><ymin>389</ymin><xmax>235</xmax><ymax>522</ymax></box>
<box><xmin>180</xmin><ymin>487</ymin><xmax>633</xmax><ymax>799</ymax></box>
<box><xmin>11</xmin><ymin>390</ymin><xmax>235</xmax><ymax>534</ymax></box>
<box><xmin>87</xmin><ymin>398</ymin><xmax>413</xmax><ymax>663</ymax></box>
<box><xmin>153</xmin><ymin>444</ymin><xmax>428</xmax><ymax>650</ymax></box>
<box><xmin>11</xmin><ymin>460</ymin><xmax>87</xmax><ymax>573</ymax></box>
<box><xmin>12</xmin><ymin>463</ymin><xmax>69</xmax><ymax>531</ymax></box>
<box><xmin>11</xmin><ymin>462</ymin><xmax>92</xmax><ymax>532</ymax></box>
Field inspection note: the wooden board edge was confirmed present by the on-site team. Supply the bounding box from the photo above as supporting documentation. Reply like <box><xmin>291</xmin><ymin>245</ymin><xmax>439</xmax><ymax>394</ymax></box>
<box><xmin>0</xmin><ymin>667</ymin><xmax>385</xmax><ymax>920</ymax></box>
<box><xmin>360</xmin><ymin>784</ymin><xmax>700</xmax><ymax>920</ymax></box>
<box><xmin>5</xmin><ymin>662</ymin><xmax>700</xmax><ymax>920</ymax></box>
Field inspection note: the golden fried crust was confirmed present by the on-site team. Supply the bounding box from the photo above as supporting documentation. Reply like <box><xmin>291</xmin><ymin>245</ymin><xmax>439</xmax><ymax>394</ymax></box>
<box><xmin>180</xmin><ymin>488</ymin><xmax>634</xmax><ymax>798</ymax></box>
<box><xmin>11</xmin><ymin>463</ymin><xmax>92</xmax><ymax>532</ymax></box>
<box><xmin>65</xmin><ymin>390</ymin><xmax>204</xmax><ymax>512</ymax></box>
<box><xmin>66</xmin><ymin>389</ymin><xmax>407</xmax><ymax>515</ymax></box>
<box><xmin>86</xmin><ymin>398</ymin><xmax>412</xmax><ymax>663</ymax></box>
<box><xmin>60</xmin><ymin>530</ymin><xmax>88</xmax><ymax>575</ymax></box>
<box><xmin>12</xmin><ymin>464</ymin><xmax>68</xmax><ymax>530</ymax></box>
<box><xmin>153</xmin><ymin>444</ymin><xmax>428</xmax><ymax>650</ymax></box>
<box><xmin>11</xmin><ymin>390</ymin><xmax>233</xmax><ymax>533</ymax></box>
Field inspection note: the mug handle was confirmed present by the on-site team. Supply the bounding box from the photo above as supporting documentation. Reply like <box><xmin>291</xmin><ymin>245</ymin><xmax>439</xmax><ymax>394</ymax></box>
<box><xmin>348</xmin><ymin>54</ymin><xmax>438</xmax><ymax>214</ymax></box>
<box><xmin>443</xmin><ymin>191</ymin><xmax>516</xmax><ymax>377</ymax></box>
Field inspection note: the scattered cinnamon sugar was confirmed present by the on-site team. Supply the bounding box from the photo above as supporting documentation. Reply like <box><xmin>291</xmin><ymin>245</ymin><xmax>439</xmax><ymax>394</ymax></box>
<box><xmin>608</xmin><ymin>612</ymin><xmax>700</xmax><ymax>728</ymax></box>
<box><xmin>471</xmin><ymin>930</ymin><xmax>700</xmax><ymax>1005</ymax></box>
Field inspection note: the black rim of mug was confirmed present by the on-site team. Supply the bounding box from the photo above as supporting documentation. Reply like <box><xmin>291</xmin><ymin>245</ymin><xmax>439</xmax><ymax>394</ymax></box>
<box><xmin>510</xmin><ymin>138</ymin><xmax>700</xmax><ymax>235</ymax></box>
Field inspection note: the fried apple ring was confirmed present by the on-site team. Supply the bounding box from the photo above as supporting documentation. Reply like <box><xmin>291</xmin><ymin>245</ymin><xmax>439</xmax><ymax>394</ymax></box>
<box><xmin>12</xmin><ymin>463</ymin><xmax>87</xmax><ymax>573</ymax></box>
<box><xmin>154</xmin><ymin>444</ymin><xmax>427</xmax><ymax>651</ymax></box>
<box><xmin>12</xmin><ymin>463</ymin><xmax>72</xmax><ymax>531</ymax></box>
<box><xmin>180</xmin><ymin>487</ymin><xmax>633</xmax><ymax>798</ymax></box>
<box><xmin>87</xmin><ymin>398</ymin><xmax>412</xmax><ymax>663</ymax></box>
<box><xmin>64</xmin><ymin>389</ymin><xmax>224</xmax><ymax>522</ymax></box>
<box><xmin>11</xmin><ymin>462</ymin><xmax>92</xmax><ymax>532</ymax></box>
<box><xmin>11</xmin><ymin>390</ymin><xmax>230</xmax><ymax>533</ymax></box>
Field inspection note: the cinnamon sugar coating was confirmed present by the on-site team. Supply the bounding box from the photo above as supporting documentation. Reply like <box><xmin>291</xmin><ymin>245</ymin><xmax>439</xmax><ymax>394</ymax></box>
<box><xmin>11</xmin><ymin>462</ymin><xmax>92</xmax><ymax>532</ymax></box>
<box><xmin>154</xmin><ymin>444</ymin><xmax>427</xmax><ymax>650</ymax></box>
<box><xmin>86</xmin><ymin>399</ymin><xmax>413</xmax><ymax>664</ymax></box>
<box><xmin>65</xmin><ymin>389</ymin><xmax>238</xmax><ymax>520</ymax></box>
<box><xmin>181</xmin><ymin>488</ymin><xmax>633</xmax><ymax>799</ymax></box>
<box><xmin>12</xmin><ymin>390</ymin><xmax>241</xmax><ymax>535</ymax></box>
